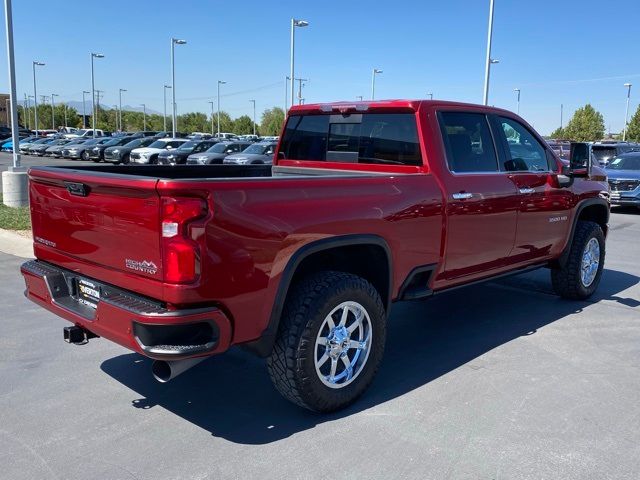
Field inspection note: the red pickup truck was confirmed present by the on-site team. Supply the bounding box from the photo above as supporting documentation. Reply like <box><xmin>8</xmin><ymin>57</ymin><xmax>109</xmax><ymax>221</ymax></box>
<box><xmin>21</xmin><ymin>100</ymin><xmax>610</xmax><ymax>412</ymax></box>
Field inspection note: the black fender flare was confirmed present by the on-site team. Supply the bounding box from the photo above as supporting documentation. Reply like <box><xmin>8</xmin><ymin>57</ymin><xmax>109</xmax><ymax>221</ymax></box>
<box><xmin>243</xmin><ymin>234</ymin><xmax>393</xmax><ymax>357</ymax></box>
<box><xmin>556</xmin><ymin>197</ymin><xmax>609</xmax><ymax>268</ymax></box>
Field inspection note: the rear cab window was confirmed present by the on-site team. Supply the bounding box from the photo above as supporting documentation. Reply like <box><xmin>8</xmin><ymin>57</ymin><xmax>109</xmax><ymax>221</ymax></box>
<box><xmin>279</xmin><ymin>112</ymin><xmax>422</xmax><ymax>166</ymax></box>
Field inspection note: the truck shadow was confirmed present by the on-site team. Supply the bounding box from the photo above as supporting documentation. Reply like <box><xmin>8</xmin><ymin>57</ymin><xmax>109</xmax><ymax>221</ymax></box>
<box><xmin>101</xmin><ymin>268</ymin><xmax>638</xmax><ymax>445</ymax></box>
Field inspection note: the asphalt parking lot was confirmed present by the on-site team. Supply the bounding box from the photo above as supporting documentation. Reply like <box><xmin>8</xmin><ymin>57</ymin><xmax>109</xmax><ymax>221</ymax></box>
<box><xmin>1</xmin><ymin>173</ymin><xmax>639</xmax><ymax>479</ymax></box>
<box><xmin>0</xmin><ymin>152</ymin><xmax>95</xmax><ymax>182</ymax></box>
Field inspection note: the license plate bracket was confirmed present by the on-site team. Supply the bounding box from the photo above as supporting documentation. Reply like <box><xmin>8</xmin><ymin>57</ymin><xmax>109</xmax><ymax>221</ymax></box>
<box><xmin>75</xmin><ymin>278</ymin><xmax>100</xmax><ymax>309</ymax></box>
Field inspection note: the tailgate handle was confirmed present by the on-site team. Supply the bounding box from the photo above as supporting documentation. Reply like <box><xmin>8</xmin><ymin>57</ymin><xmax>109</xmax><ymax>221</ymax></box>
<box><xmin>64</xmin><ymin>181</ymin><xmax>89</xmax><ymax>197</ymax></box>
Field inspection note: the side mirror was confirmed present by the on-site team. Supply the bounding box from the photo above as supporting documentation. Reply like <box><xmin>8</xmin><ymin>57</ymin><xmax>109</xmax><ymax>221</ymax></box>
<box><xmin>569</xmin><ymin>142</ymin><xmax>591</xmax><ymax>177</ymax></box>
<box><xmin>166</xmin><ymin>146</ymin><xmax>173</xmax><ymax>150</ymax></box>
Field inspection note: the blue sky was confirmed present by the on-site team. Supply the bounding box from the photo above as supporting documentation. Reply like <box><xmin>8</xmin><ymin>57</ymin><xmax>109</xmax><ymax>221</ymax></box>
<box><xmin>0</xmin><ymin>0</ymin><xmax>639</xmax><ymax>135</ymax></box>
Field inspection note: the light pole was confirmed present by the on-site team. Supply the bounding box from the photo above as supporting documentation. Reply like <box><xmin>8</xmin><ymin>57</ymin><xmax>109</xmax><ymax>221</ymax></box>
<box><xmin>118</xmin><ymin>88</ymin><xmax>126</xmax><ymax>131</ymax></box>
<box><xmin>290</xmin><ymin>18</ymin><xmax>309</xmax><ymax>109</ymax></box>
<box><xmin>63</xmin><ymin>103</ymin><xmax>67</xmax><ymax>128</ymax></box>
<box><xmin>51</xmin><ymin>93</ymin><xmax>58</xmax><ymax>130</ymax></box>
<box><xmin>295</xmin><ymin>78</ymin><xmax>308</xmax><ymax>105</ymax></box>
<box><xmin>217</xmin><ymin>80</ymin><xmax>226</xmax><ymax>137</ymax></box>
<box><xmin>514</xmin><ymin>88</ymin><xmax>521</xmax><ymax>115</ymax></box>
<box><xmin>249</xmin><ymin>99</ymin><xmax>256</xmax><ymax>135</ymax></box>
<box><xmin>371</xmin><ymin>68</ymin><xmax>382</xmax><ymax>100</ymax></box>
<box><xmin>623</xmin><ymin>83</ymin><xmax>632</xmax><ymax>141</ymax></box>
<box><xmin>4</xmin><ymin>0</ymin><xmax>24</xmax><ymax>178</ymax></box>
<box><xmin>171</xmin><ymin>38</ymin><xmax>187</xmax><ymax>138</ymax></box>
<box><xmin>284</xmin><ymin>76</ymin><xmax>290</xmax><ymax>112</ymax></box>
<box><xmin>427</xmin><ymin>92</ymin><xmax>433</xmax><ymax>100</ymax></box>
<box><xmin>356</xmin><ymin>95</ymin><xmax>363</xmax><ymax>101</ymax></box>
<box><xmin>32</xmin><ymin>61</ymin><xmax>45</xmax><ymax>136</ymax></box>
<box><xmin>560</xmin><ymin>104</ymin><xmax>563</xmax><ymax>131</ymax></box>
<box><xmin>163</xmin><ymin>84</ymin><xmax>171</xmax><ymax>132</ymax></box>
<box><xmin>90</xmin><ymin>52</ymin><xmax>104</xmax><ymax>137</ymax></box>
<box><xmin>482</xmin><ymin>0</ymin><xmax>496</xmax><ymax>105</ymax></box>
<box><xmin>140</xmin><ymin>104</ymin><xmax>146</xmax><ymax>131</ymax></box>
<box><xmin>208</xmin><ymin>100</ymin><xmax>214</xmax><ymax>135</ymax></box>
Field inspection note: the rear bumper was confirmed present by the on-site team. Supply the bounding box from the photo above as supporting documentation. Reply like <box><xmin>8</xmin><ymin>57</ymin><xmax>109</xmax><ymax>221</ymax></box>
<box><xmin>21</xmin><ymin>260</ymin><xmax>232</xmax><ymax>360</ymax></box>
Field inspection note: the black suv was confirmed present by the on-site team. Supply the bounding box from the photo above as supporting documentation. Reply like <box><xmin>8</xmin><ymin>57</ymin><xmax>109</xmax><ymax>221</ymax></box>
<box><xmin>87</xmin><ymin>136</ymin><xmax>138</xmax><ymax>162</ymax></box>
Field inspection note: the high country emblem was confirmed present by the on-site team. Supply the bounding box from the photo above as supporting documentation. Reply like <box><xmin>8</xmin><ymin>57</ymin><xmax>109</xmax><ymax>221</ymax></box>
<box><xmin>125</xmin><ymin>259</ymin><xmax>158</xmax><ymax>274</ymax></box>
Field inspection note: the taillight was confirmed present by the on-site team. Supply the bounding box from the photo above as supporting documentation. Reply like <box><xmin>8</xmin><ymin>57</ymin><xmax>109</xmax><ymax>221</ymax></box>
<box><xmin>161</xmin><ymin>197</ymin><xmax>207</xmax><ymax>283</ymax></box>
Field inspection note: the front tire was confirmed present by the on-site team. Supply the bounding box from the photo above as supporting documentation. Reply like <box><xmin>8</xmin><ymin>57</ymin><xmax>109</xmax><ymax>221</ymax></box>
<box><xmin>551</xmin><ymin>220</ymin><xmax>605</xmax><ymax>299</ymax></box>
<box><xmin>267</xmin><ymin>271</ymin><xmax>386</xmax><ymax>412</ymax></box>
<box><xmin>81</xmin><ymin>151</ymin><xmax>89</xmax><ymax>161</ymax></box>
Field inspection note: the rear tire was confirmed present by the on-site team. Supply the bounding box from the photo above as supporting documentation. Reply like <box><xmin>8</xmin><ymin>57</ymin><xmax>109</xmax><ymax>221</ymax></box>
<box><xmin>551</xmin><ymin>221</ymin><xmax>605</xmax><ymax>299</ymax></box>
<box><xmin>267</xmin><ymin>271</ymin><xmax>386</xmax><ymax>412</ymax></box>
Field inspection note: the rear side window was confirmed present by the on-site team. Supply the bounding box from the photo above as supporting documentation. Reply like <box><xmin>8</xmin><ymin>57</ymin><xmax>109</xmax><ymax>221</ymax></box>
<box><xmin>280</xmin><ymin>113</ymin><xmax>422</xmax><ymax>166</ymax></box>
<box><xmin>439</xmin><ymin>112</ymin><xmax>498</xmax><ymax>173</ymax></box>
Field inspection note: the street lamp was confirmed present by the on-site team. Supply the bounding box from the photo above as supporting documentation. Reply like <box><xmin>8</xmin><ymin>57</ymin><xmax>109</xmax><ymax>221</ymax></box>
<box><xmin>32</xmin><ymin>61</ymin><xmax>45</xmax><ymax>136</ymax></box>
<box><xmin>284</xmin><ymin>76</ymin><xmax>290</xmax><ymax>112</ymax></box>
<box><xmin>163</xmin><ymin>84</ymin><xmax>171</xmax><ymax>132</ymax></box>
<box><xmin>90</xmin><ymin>52</ymin><xmax>104</xmax><ymax>137</ymax></box>
<box><xmin>427</xmin><ymin>92</ymin><xmax>433</xmax><ymax>100</ymax></box>
<box><xmin>208</xmin><ymin>100</ymin><xmax>214</xmax><ymax>135</ymax></box>
<box><xmin>371</xmin><ymin>68</ymin><xmax>382</xmax><ymax>100</ymax></box>
<box><xmin>290</xmin><ymin>18</ymin><xmax>309</xmax><ymax>110</ymax></box>
<box><xmin>140</xmin><ymin>104</ymin><xmax>146</xmax><ymax>131</ymax></box>
<box><xmin>118</xmin><ymin>88</ymin><xmax>126</xmax><ymax>131</ymax></box>
<box><xmin>51</xmin><ymin>93</ymin><xmax>58</xmax><ymax>130</ymax></box>
<box><xmin>249</xmin><ymin>99</ymin><xmax>256</xmax><ymax>135</ymax></box>
<box><xmin>217</xmin><ymin>80</ymin><xmax>226</xmax><ymax>137</ymax></box>
<box><xmin>482</xmin><ymin>0</ymin><xmax>496</xmax><ymax>105</ymax></box>
<box><xmin>623</xmin><ymin>83</ymin><xmax>632</xmax><ymax>141</ymax></box>
<box><xmin>514</xmin><ymin>88</ymin><xmax>521</xmax><ymax>115</ymax></box>
<box><xmin>356</xmin><ymin>95</ymin><xmax>363</xmax><ymax>101</ymax></box>
<box><xmin>171</xmin><ymin>38</ymin><xmax>187</xmax><ymax>138</ymax></box>
<box><xmin>63</xmin><ymin>103</ymin><xmax>67</xmax><ymax>128</ymax></box>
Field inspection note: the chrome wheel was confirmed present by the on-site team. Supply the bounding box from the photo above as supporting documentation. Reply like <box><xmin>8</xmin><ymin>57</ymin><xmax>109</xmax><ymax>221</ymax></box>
<box><xmin>581</xmin><ymin>237</ymin><xmax>600</xmax><ymax>287</ymax></box>
<box><xmin>314</xmin><ymin>301</ymin><xmax>372</xmax><ymax>389</ymax></box>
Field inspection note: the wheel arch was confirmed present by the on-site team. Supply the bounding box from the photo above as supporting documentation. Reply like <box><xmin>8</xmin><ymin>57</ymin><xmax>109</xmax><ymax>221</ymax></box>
<box><xmin>244</xmin><ymin>234</ymin><xmax>393</xmax><ymax>357</ymax></box>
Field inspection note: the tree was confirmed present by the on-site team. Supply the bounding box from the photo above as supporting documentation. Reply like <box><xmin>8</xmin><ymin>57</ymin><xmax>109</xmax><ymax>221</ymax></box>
<box><xmin>549</xmin><ymin>127</ymin><xmax>566</xmax><ymax>139</ymax></box>
<box><xmin>233</xmin><ymin>115</ymin><xmax>256</xmax><ymax>135</ymax></box>
<box><xmin>625</xmin><ymin>105</ymin><xmax>640</xmax><ymax>142</ymax></box>
<box><xmin>260</xmin><ymin>107</ymin><xmax>285</xmax><ymax>136</ymax></box>
<box><xmin>563</xmin><ymin>104</ymin><xmax>605</xmax><ymax>141</ymax></box>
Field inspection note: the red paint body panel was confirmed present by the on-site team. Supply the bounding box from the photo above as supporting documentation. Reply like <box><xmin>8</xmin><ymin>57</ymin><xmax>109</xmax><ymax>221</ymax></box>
<box><xmin>22</xmin><ymin>100</ymin><xmax>610</xmax><ymax>359</ymax></box>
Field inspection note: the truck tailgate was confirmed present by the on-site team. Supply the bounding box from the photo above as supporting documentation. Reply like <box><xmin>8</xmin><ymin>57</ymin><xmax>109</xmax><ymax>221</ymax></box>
<box><xmin>29</xmin><ymin>169</ymin><xmax>163</xmax><ymax>281</ymax></box>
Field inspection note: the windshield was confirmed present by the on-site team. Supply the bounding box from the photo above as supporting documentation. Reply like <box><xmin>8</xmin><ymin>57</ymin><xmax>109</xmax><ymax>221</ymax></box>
<box><xmin>178</xmin><ymin>141</ymin><xmax>198</xmax><ymax>152</ymax></box>
<box><xmin>242</xmin><ymin>143</ymin><xmax>269</xmax><ymax>154</ymax></box>
<box><xmin>592</xmin><ymin>146</ymin><xmax>617</xmax><ymax>161</ymax></box>
<box><xmin>124</xmin><ymin>138</ymin><xmax>150</xmax><ymax>148</ymax></box>
<box><xmin>607</xmin><ymin>156</ymin><xmax>640</xmax><ymax>170</ymax></box>
<box><xmin>104</xmin><ymin>138</ymin><xmax>124</xmax><ymax>146</ymax></box>
<box><xmin>148</xmin><ymin>140</ymin><xmax>167</xmax><ymax>148</ymax></box>
<box><xmin>207</xmin><ymin>143</ymin><xmax>229</xmax><ymax>153</ymax></box>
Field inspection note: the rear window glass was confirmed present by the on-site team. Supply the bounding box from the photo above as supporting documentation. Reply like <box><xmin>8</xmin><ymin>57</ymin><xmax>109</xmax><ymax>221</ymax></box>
<box><xmin>279</xmin><ymin>113</ymin><xmax>422</xmax><ymax>166</ymax></box>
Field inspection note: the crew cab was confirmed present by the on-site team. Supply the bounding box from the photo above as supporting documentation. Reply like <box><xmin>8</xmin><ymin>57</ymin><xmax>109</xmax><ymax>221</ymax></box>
<box><xmin>21</xmin><ymin>100</ymin><xmax>610</xmax><ymax>412</ymax></box>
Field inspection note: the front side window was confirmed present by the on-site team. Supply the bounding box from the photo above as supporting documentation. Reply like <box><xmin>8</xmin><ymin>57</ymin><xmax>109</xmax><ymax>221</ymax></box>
<box><xmin>280</xmin><ymin>113</ymin><xmax>422</xmax><ymax>166</ymax></box>
<box><xmin>498</xmin><ymin>117</ymin><xmax>549</xmax><ymax>172</ymax></box>
<box><xmin>439</xmin><ymin>112</ymin><xmax>498</xmax><ymax>173</ymax></box>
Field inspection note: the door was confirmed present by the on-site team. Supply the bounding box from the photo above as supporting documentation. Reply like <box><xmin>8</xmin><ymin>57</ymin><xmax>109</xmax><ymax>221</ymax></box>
<box><xmin>492</xmin><ymin>115</ymin><xmax>573</xmax><ymax>263</ymax></box>
<box><xmin>438</xmin><ymin>111</ymin><xmax>519</xmax><ymax>280</ymax></box>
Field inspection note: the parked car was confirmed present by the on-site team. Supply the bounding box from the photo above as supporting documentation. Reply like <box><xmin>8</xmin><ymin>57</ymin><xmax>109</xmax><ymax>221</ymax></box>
<box><xmin>103</xmin><ymin>137</ymin><xmax>156</xmax><ymax>164</ymax></box>
<box><xmin>44</xmin><ymin>139</ymin><xmax>81</xmax><ymax>158</ymax></box>
<box><xmin>132</xmin><ymin>131</ymin><xmax>161</xmax><ymax>137</ymax></box>
<box><xmin>223</xmin><ymin>141</ymin><xmax>277</xmax><ymax>165</ymax></box>
<box><xmin>215</xmin><ymin>132</ymin><xmax>238</xmax><ymax>140</ymax></box>
<box><xmin>606</xmin><ymin>152</ymin><xmax>640</xmax><ymax>207</ymax></box>
<box><xmin>1</xmin><ymin>133</ymin><xmax>32</xmax><ymax>152</ymax></box>
<box><xmin>157</xmin><ymin>139</ymin><xmax>219</xmax><ymax>165</ymax></box>
<box><xmin>21</xmin><ymin>100</ymin><xmax>610</xmax><ymax>412</ymax></box>
<box><xmin>18</xmin><ymin>136</ymin><xmax>47</xmax><ymax>154</ymax></box>
<box><xmin>591</xmin><ymin>142</ymin><xmax>639</xmax><ymax>167</ymax></box>
<box><xmin>129</xmin><ymin>138</ymin><xmax>188</xmax><ymax>164</ymax></box>
<box><xmin>87</xmin><ymin>136</ymin><xmax>138</xmax><ymax>162</ymax></box>
<box><xmin>37</xmin><ymin>139</ymin><xmax>72</xmax><ymax>157</ymax></box>
<box><xmin>185</xmin><ymin>141</ymin><xmax>252</xmax><ymax>164</ymax></box>
<box><xmin>64</xmin><ymin>128</ymin><xmax>105</xmax><ymax>139</ymax></box>
<box><xmin>62</xmin><ymin>137</ymin><xmax>111</xmax><ymax>160</ymax></box>
<box><xmin>546</xmin><ymin>140</ymin><xmax>571</xmax><ymax>161</ymax></box>
<box><xmin>25</xmin><ymin>138</ymin><xmax>56</xmax><ymax>155</ymax></box>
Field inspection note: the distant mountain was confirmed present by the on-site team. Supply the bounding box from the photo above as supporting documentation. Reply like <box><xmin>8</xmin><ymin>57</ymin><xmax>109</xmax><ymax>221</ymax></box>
<box><xmin>64</xmin><ymin>100</ymin><xmax>162</xmax><ymax>115</ymax></box>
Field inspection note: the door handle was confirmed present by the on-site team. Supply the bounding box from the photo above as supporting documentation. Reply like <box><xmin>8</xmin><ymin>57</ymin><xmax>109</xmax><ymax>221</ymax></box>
<box><xmin>452</xmin><ymin>192</ymin><xmax>474</xmax><ymax>200</ymax></box>
<box><xmin>519</xmin><ymin>188</ymin><xmax>535</xmax><ymax>194</ymax></box>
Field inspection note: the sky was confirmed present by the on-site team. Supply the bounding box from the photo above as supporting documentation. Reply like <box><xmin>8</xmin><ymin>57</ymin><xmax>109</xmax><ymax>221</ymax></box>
<box><xmin>0</xmin><ymin>0</ymin><xmax>639</xmax><ymax>135</ymax></box>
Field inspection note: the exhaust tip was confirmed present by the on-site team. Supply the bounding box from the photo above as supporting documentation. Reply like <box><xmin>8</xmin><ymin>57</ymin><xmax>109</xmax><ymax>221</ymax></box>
<box><xmin>152</xmin><ymin>360</ymin><xmax>172</xmax><ymax>383</ymax></box>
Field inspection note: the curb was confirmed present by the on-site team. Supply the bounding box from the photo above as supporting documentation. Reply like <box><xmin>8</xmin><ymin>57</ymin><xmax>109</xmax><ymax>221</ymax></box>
<box><xmin>0</xmin><ymin>228</ymin><xmax>34</xmax><ymax>258</ymax></box>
